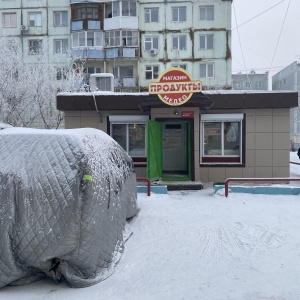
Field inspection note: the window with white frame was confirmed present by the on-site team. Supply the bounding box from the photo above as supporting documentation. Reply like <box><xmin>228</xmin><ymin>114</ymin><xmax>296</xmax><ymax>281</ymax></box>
<box><xmin>145</xmin><ymin>8</ymin><xmax>159</xmax><ymax>23</ymax></box>
<box><xmin>29</xmin><ymin>12</ymin><xmax>42</xmax><ymax>27</ymax></box>
<box><xmin>29</xmin><ymin>40</ymin><xmax>42</xmax><ymax>55</ymax></box>
<box><xmin>145</xmin><ymin>65</ymin><xmax>159</xmax><ymax>80</ymax></box>
<box><xmin>2</xmin><ymin>12</ymin><xmax>16</xmax><ymax>27</ymax></box>
<box><xmin>72</xmin><ymin>32</ymin><xmax>103</xmax><ymax>47</ymax></box>
<box><xmin>199</xmin><ymin>5</ymin><xmax>214</xmax><ymax>20</ymax></box>
<box><xmin>172</xmin><ymin>63</ymin><xmax>187</xmax><ymax>70</ymax></box>
<box><xmin>145</xmin><ymin>36</ymin><xmax>158</xmax><ymax>51</ymax></box>
<box><xmin>111</xmin><ymin>1</ymin><xmax>137</xmax><ymax>17</ymax></box>
<box><xmin>200</xmin><ymin>63</ymin><xmax>214</xmax><ymax>78</ymax></box>
<box><xmin>54</xmin><ymin>39</ymin><xmax>68</xmax><ymax>54</ymax></box>
<box><xmin>172</xmin><ymin>35</ymin><xmax>186</xmax><ymax>50</ymax></box>
<box><xmin>56</xmin><ymin>67</ymin><xmax>68</xmax><ymax>80</ymax></box>
<box><xmin>109</xmin><ymin>115</ymin><xmax>148</xmax><ymax>157</ymax></box>
<box><xmin>245</xmin><ymin>81</ymin><xmax>251</xmax><ymax>88</ymax></box>
<box><xmin>200</xmin><ymin>34</ymin><xmax>213</xmax><ymax>49</ymax></box>
<box><xmin>201</xmin><ymin>114</ymin><xmax>244</xmax><ymax>164</ymax></box>
<box><xmin>105</xmin><ymin>30</ymin><xmax>138</xmax><ymax>47</ymax></box>
<box><xmin>54</xmin><ymin>11</ymin><xmax>68</xmax><ymax>26</ymax></box>
<box><xmin>172</xmin><ymin>6</ymin><xmax>186</xmax><ymax>22</ymax></box>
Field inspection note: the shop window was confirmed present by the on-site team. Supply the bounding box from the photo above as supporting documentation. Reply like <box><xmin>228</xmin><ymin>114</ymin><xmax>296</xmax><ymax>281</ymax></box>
<box><xmin>200</xmin><ymin>114</ymin><xmax>244</xmax><ymax>164</ymax></box>
<box><xmin>109</xmin><ymin>116</ymin><xmax>148</xmax><ymax>157</ymax></box>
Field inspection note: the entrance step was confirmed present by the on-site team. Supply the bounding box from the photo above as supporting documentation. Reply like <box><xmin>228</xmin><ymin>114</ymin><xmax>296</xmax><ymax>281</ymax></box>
<box><xmin>153</xmin><ymin>180</ymin><xmax>203</xmax><ymax>191</ymax></box>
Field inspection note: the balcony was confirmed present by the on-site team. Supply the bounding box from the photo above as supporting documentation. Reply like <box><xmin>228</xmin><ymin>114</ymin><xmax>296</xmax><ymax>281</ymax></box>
<box><xmin>71</xmin><ymin>20</ymin><xmax>102</xmax><ymax>31</ymax></box>
<box><xmin>70</xmin><ymin>0</ymin><xmax>102</xmax><ymax>2</ymax></box>
<box><xmin>104</xmin><ymin>16</ymin><xmax>138</xmax><ymax>30</ymax></box>
<box><xmin>114</xmin><ymin>77</ymin><xmax>137</xmax><ymax>88</ymax></box>
<box><xmin>72</xmin><ymin>47</ymin><xmax>104</xmax><ymax>60</ymax></box>
<box><xmin>105</xmin><ymin>47</ymin><xmax>139</xmax><ymax>59</ymax></box>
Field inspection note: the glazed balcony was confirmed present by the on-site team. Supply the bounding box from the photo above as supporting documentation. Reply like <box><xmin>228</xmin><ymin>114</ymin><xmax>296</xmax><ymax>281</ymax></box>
<box><xmin>71</xmin><ymin>20</ymin><xmax>102</xmax><ymax>31</ymax></box>
<box><xmin>104</xmin><ymin>16</ymin><xmax>138</xmax><ymax>30</ymax></box>
<box><xmin>105</xmin><ymin>47</ymin><xmax>139</xmax><ymax>59</ymax></box>
<box><xmin>114</xmin><ymin>77</ymin><xmax>137</xmax><ymax>88</ymax></box>
<box><xmin>72</xmin><ymin>47</ymin><xmax>104</xmax><ymax>60</ymax></box>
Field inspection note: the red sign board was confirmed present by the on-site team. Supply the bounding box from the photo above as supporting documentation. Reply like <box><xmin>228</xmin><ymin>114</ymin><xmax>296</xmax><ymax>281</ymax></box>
<box><xmin>148</xmin><ymin>68</ymin><xmax>202</xmax><ymax>106</ymax></box>
<box><xmin>181</xmin><ymin>111</ymin><xmax>194</xmax><ymax>118</ymax></box>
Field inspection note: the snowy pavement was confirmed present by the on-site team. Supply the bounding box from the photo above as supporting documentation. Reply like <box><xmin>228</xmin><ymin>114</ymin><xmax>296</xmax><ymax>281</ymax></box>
<box><xmin>2</xmin><ymin>153</ymin><xmax>300</xmax><ymax>300</ymax></box>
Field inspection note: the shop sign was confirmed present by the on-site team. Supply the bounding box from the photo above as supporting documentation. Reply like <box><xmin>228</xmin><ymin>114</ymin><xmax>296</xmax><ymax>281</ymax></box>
<box><xmin>182</xmin><ymin>111</ymin><xmax>194</xmax><ymax>118</ymax></box>
<box><xmin>148</xmin><ymin>68</ymin><xmax>202</xmax><ymax>106</ymax></box>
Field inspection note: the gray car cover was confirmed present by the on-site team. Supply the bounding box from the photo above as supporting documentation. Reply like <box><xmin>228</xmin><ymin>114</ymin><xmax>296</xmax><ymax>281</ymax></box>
<box><xmin>0</xmin><ymin>127</ymin><xmax>139</xmax><ymax>288</ymax></box>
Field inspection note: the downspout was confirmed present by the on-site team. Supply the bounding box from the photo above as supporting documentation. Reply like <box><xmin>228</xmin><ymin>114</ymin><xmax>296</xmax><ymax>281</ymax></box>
<box><xmin>92</xmin><ymin>92</ymin><xmax>103</xmax><ymax>123</ymax></box>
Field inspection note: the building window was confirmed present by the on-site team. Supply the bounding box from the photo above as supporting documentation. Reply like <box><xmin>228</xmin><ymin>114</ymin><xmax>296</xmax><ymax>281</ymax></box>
<box><xmin>235</xmin><ymin>82</ymin><xmax>241</xmax><ymax>88</ymax></box>
<box><xmin>201</xmin><ymin>114</ymin><xmax>244</xmax><ymax>164</ymax></box>
<box><xmin>105</xmin><ymin>30</ymin><xmax>138</xmax><ymax>47</ymax></box>
<box><xmin>29</xmin><ymin>13</ymin><xmax>42</xmax><ymax>27</ymax></box>
<box><xmin>255</xmin><ymin>81</ymin><xmax>262</xmax><ymax>88</ymax></box>
<box><xmin>145</xmin><ymin>8</ymin><xmax>159</xmax><ymax>23</ymax></box>
<box><xmin>113</xmin><ymin>66</ymin><xmax>134</xmax><ymax>87</ymax></box>
<box><xmin>110</xmin><ymin>1</ymin><xmax>137</xmax><ymax>17</ymax></box>
<box><xmin>172</xmin><ymin>6</ymin><xmax>186</xmax><ymax>22</ymax></box>
<box><xmin>245</xmin><ymin>81</ymin><xmax>251</xmax><ymax>88</ymax></box>
<box><xmin>145</xmin><ymin>65</ymin><xmax>159</xmax><ymax>80</ymax></box>
<box><xmin>2</xmin><ymin>12</ymin><xmax>17</xmax><ymax>28</ymax></box>
<box><xmin>172</xmin><ymin>35</ymin><xmax>186</xmax><ymax>50</ymax></box>
<box><xmin>200</xmin><ymin>34</ymin><xmax>213</xmax><ymax>49</ymax></box>
<box><xmin>199</xmin><ymin>5</ymin><xmax>214</xmax><ymax>20</ymax></box>
<box><xmin>76</xmin><ymin>4</ymin><xmax>98</xmax><ymax>20</ymax></box>
<box><xmin>72</xmin><ymin>32</ymin><xmax>103</xmax><ymax>47</ymax></box>
<box><xmin>109</xmin><ymin>115</ymin><xmax>148</xmax><ymax>157</ymax></box>
<box><xmin>29</xmin><ymin>40</ymin><xmax>42</xmax><ymax>55</ymax></box>
<box><xmin>54</xmin><ymin>39</ymin><xmax>68</xmax><ymax>54</ymax></box>
<box><xmin>200</xmin><ymin>63</ymin><xmax>214</xmax><ymax>78</ymax></box>
<box><xmin>54</xmin><ymin>11</ymin><xmax>68</xmax><ymax>26</ymax></box>
<box><xmin>172</xmin><ymin>64</ymin><xmax>187</xmax><ymax>70</ymax></box>
<box><xmin>145</xmin><ymin>36</ymin><xmax>158</xmax><ymax>51</ymax></box>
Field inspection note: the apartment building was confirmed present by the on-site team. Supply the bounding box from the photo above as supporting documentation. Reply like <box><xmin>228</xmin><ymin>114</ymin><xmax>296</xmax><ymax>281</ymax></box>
<box><xmin>272</xmin><ymin>61</ymin><xmax>300</xmax><ymax>150</ymax></box>
<box><xmin>1</xmin><ymin>0</ymin><xmax>232</xmax><ymax>91</ymax></box>
<box><xmin>232</xmin><ymin>71</ymin><xmax>269</xmax><ymax>91</ymax></box>
<box><xmin>0</xmin><ymin>0</ymin><xmax>70</xmax><ymax>67</ymax></box>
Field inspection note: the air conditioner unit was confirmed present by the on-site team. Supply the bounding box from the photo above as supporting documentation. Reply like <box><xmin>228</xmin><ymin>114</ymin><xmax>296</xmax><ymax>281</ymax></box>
<box><xmin>90</xmin><ymin>73</ymin><xmax>114</xmax><ymax>92</ymax></box>
<box><xmin>149</xmin><ymin>48</ymin><xmax>158</xmax><ymax>56</ymax></box>
<box><xmin>21</xmin><ymin>25</ymin><xmax>28</xmax><ymax>31</ymax></box>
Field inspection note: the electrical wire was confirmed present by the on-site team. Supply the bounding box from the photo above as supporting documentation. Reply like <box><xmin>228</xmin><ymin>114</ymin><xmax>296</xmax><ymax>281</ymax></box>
<box><xmin>232</xmin><ymin>0</ymin><xmax>286</xmax><ymax>30</ymax></box>
<box><xmin>232</xmin><ymin>1</ymin><xmax>252</xmax><ymax>90</ymax></box>
<box><xmin>266</xmin><ymin>0</ymin><xmax>291</xmax><ymax>88</ymax></box>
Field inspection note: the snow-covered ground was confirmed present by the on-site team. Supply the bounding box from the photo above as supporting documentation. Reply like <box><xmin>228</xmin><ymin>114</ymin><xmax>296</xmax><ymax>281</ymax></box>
<box><xmin>2</xmin><ymin>152</ymin><xmax>300</xmax><ymax>300</ymax></box>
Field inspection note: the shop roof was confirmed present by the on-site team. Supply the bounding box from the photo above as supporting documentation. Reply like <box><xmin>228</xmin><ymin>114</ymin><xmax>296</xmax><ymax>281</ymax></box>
<box><xmin>57</xmin><ymin>90</ymin><xmax>298</xmax><ymax>112</ymax></box>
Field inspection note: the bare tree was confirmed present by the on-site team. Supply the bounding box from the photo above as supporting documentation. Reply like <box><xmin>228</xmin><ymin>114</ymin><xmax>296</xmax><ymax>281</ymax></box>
<box><xmin>0</xmin><ymin>36</ymin><xmax>85</xmax><ymax>129</ymax></box>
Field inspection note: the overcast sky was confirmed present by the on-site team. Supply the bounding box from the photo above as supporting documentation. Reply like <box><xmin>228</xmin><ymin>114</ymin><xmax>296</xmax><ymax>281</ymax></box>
<box><xmin>231</xmin><ymin>0</ymin><xmax>299</xmax><ymax>79</ymax></box>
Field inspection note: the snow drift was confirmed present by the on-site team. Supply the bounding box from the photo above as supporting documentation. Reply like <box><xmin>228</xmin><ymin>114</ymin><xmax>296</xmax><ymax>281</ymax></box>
<box><xmin>0</xmin><ymin>127</ymin><xmax>139</xmax><ymax>288</ymax></box>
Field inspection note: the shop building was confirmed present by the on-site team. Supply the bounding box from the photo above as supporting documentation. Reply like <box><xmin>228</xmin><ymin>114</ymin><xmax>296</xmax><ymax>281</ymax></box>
<box><xmin>57</xmin><ymin>89</ymin><xmax>297</xmax><ymax>183</ymax></box>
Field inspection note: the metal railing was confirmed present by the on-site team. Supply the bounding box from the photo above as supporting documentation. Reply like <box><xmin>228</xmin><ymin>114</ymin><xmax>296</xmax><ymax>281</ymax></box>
<box><xmin>137</xmin><ymin>177</ymin><xmax>151</xmax><ymax>196</ymax></box>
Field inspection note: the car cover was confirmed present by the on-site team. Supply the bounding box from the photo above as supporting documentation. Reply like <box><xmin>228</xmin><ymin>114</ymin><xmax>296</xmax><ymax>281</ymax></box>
<box><xmin>0</xmin><ymin>127</ymin><xmax>139</xmax><ymax>288</ymax></box>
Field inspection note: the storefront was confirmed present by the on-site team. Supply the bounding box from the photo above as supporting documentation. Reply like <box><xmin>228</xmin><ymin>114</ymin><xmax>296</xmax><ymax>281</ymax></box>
<box><xmin>57</xmin><ymin>89</ymin><xmax>297</xmax><ymax>183</ymax></box>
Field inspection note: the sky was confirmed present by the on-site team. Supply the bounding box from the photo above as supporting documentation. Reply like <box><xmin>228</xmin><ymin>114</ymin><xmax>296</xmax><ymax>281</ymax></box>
<box><xmin>2</xmin><ymin>153</ymin><xmax>300</xmax><ymax>299</ymax></box>
<box><xmin>232</xmin><ymin>0</ymin><xmax>300</xmax><ymax>80</ymax></box>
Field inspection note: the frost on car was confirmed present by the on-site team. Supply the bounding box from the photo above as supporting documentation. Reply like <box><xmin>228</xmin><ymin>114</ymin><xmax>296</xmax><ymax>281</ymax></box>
<box><xmin>0</xmin><ymin>127</ymin><xmax>139</xmax><ymax>288</ymax></box>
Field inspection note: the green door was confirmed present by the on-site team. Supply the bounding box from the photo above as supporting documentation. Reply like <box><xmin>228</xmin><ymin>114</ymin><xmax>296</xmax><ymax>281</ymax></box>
<box><xmin>147</xmin><ymin>120</ymin><xmax>162</xmax><ymax>180</ymax></box>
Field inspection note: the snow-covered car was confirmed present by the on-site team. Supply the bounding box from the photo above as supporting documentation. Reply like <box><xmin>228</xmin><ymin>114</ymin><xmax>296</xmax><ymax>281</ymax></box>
<box><xmin>0</xmin><ymin>127</ymin><xmax>139</xmax><ymax>288</ymax></box>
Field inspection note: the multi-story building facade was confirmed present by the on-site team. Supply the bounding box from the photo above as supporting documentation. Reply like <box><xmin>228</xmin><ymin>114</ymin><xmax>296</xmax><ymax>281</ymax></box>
<box><xmin>0</xmin><ymin>0</ymin><xmax>70</xmax><ymax>67</ymax></box>
<box><xmin>232</xmin><ymin>71</ymin><xmax>268</xmax><ymax>91</ymax></box>
<box><xmin>272</xmin><ymin>61</ymin><xmax>300</xmax><ymax>150</ymax></box>
<box><xmin>1</xmin><ymin>0</ymin><xmax>232</xmax><ymax>92</ymax></box>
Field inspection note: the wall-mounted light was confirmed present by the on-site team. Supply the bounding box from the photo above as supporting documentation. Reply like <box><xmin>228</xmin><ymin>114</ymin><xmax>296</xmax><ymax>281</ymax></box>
<box><xmin>174</xmin><ymin>110</ymin><xmax>179</xmax><ymax>116</ymax></box>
